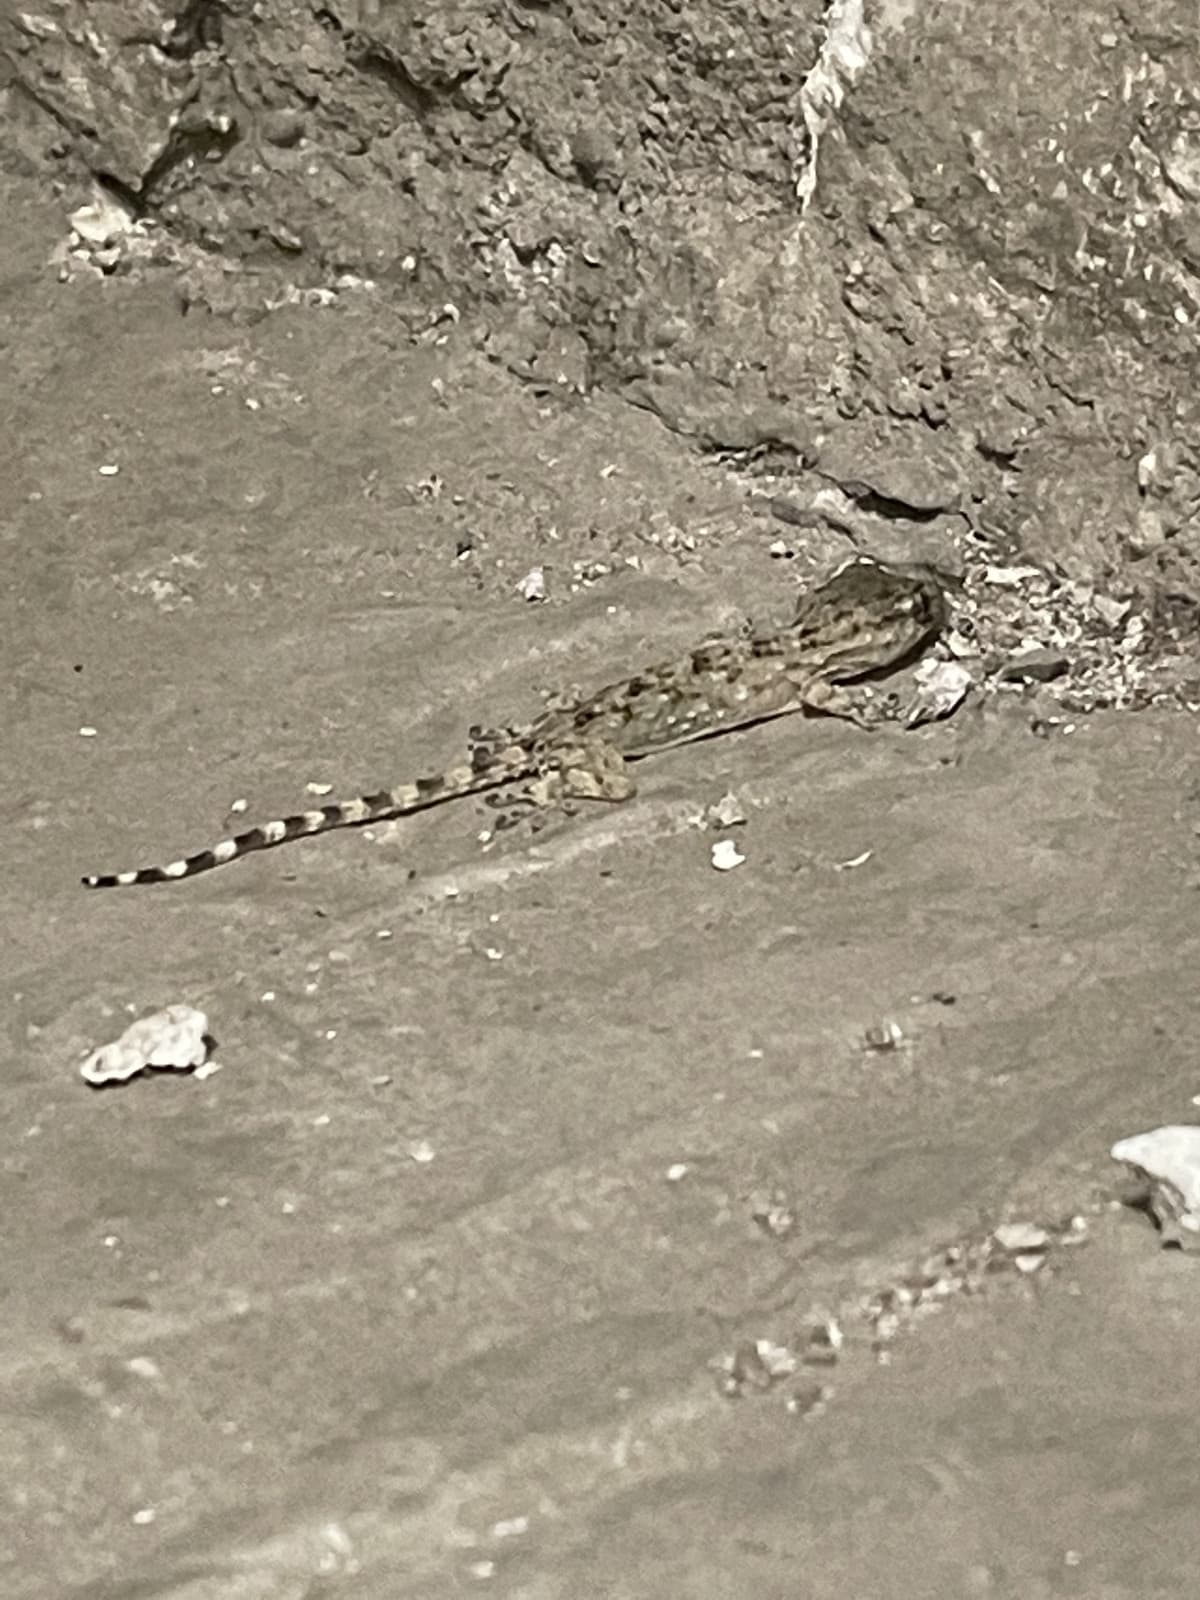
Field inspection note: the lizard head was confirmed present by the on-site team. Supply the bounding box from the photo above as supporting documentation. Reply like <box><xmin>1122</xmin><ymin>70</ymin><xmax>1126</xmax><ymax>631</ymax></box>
<box><xmin>791</xmin><ymin>556</ymin><xmax>947</xmax><ymax>673</ymax></box>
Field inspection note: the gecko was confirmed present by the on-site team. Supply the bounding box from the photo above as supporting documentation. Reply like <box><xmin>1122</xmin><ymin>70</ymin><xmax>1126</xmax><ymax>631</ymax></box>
<box><xmin>82</xmin><ymin>555</ymin><xmax>946</xmax><ymax>888</ymax></box>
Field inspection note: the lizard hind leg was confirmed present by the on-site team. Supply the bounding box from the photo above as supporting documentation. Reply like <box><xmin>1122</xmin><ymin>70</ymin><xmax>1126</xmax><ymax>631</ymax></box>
<box><xmin>486</xmin><ymin>738</ymin><xmax>636</xmax><ymax>833</ymax></box>
<box><xmin>536</xmin><ymin>738</ymin><xmax>637</xmax><ymax>804</ymax></box>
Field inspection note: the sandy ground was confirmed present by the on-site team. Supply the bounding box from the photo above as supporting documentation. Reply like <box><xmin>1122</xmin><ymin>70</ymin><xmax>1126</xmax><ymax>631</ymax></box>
<box><xmin>6</xmin><ymin>176</ymin><xmax>1200</xmax><ymax>1599</ymax></box>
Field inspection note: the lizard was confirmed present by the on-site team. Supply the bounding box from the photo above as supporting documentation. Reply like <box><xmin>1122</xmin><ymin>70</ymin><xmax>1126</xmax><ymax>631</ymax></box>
<box><xmin>81</xmin><ymin>554</ymin><xmax>945</xmax><ymax>889</ymax></box>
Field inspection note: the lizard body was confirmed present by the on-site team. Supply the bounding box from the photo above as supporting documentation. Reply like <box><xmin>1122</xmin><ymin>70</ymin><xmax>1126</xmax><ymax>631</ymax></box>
<box><xmin>82</xmin><ymin>556</ymin><xmax>944</xmax><ymax>889</ymax></box>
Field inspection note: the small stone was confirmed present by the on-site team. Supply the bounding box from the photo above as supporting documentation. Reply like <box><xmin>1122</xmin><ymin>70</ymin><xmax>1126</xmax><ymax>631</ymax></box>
<box><xmin>754</xmin><ymin>1338</ymin><xmax>797</xmax><ymax>1379</ymax></box>
<box><xmin>992</xmin><ymin>1222</ymin><xmax>1050</xmax><ymax>1254</ymax></box>
<box><xmin>1091</xmin><ymin>593</ymin><xmax>1130</xmax><ymax>630</ymax></box>
<box><xmin>909</xmin><ymin>658</ymin><xmax>973</xmax><ymax>723</ymax></box>
<box><xmin>997</xmin><ymin>649</ymin><xmax>1070</xmax><ymax>684</ymax></box>
<box><xmin>801</xmin><ymin>1318</ymin><xmax>843</xmax><ymax>1364</ymax></box>
<box><xmin>832</xmin><ymin>849</ymin><xmax>872</xmax><ymax>872</ymax></box>
<box><xmin>711</xmin><ymin>838</ymin><xmax>746</xmax><ymax>871</ymax></box>
<box><xmin>1130</xmin><ymin>506</ymin><xmax>1167</xmax><ymax>552</ymax></box>
<box><xmin>517</xmin><ymin>567</ymin><xmax>546</xmax><ymax>602</ymax></box>
<box><xmin>260</xmin><ymin>109</ymin><xmax>306</xmax><ymax>147</ymax></box>
<box><xmin>984</xmin><ymin>564</ymin><xmax>1044</xmax><ymax>588</ymax></box>
<box><xmin>492</xmin><ymin>1516</ymin><xmax>529</xmax><ymax>1539</ymax></box>
<box><xmin>70</xmin><ymin>195</ymin><xmax>135</xmax><ymax>245</ymax></box>
<box><xmin>80</xmin><ymin>1005</ymin><xmax>210</xmax><ymax>1087</ymax></box>
<box><xmin>706</xmin><ymin>792</ymin><xmax>747</xmax><ymax>828</ymax></box>
<box><xmin>722</xmin><ymin>1340</ymin><xmax>776</xmax><ymax>1394</ymax></box>
<box><xmin>863</xmin><ymin>1019</ymin><xmax>904</xmax><ymax>1053</ymax></box>
<box><xmin>1112</xmin><ymin>1125</ymin><xmax>1200</xmax><ymax>1247</ymax></box>
<box><xmin>748</xmin><ymin>1188</ymin><xmax>795</xmax><ymax>1237</ymax></box>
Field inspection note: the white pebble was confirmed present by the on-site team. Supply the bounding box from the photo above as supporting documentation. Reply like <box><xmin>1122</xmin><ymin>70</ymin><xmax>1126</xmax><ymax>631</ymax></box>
<box><xmin>710</xmin><ymin>838</ymin><xmax>745</xmax><ymax>871</ymax></box>
<box><xmin>992</xmin><ymin>1222</ymin><xmax>1050</xmax><ymax>1254</ymax></box>
<box><xmin>517</xmin><ymin>566</ymin><xmax>546</xmax><ymax>602</ymax></box>
<box><xmin>492</xmin><ymin>1516</ymin><xmax>529</xmax><ymax>1538</ymax></box>
<box><xmin>833</xmin><ymin>849</ymin><xmax>872</xmax><ymax>872</ymax></box>
<box><xmin>80</xmin><ymin>1004</ymin><xmax>210</xmax><ymax>1087</ymax></box>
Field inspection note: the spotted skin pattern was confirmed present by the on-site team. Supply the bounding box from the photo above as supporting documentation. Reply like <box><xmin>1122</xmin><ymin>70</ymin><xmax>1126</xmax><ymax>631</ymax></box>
<box><xmin>82</xmin><ymin>557</ymin><xmax>945</xmax><ymax>889</ymax></box>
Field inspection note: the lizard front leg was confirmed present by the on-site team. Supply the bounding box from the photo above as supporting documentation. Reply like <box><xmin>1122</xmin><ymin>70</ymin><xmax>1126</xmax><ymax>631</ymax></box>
<box><xmin>797</xmin><ymin>675</ymin><xmax>886</xmax><ymax>728</ymax></box>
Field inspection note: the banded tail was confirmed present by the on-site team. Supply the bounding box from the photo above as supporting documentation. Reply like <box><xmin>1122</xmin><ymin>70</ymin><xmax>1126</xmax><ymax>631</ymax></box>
<box><xmin>82</xmin><ymin>753</ymin><xmax>526</xmax><ymax>889</ymax></box>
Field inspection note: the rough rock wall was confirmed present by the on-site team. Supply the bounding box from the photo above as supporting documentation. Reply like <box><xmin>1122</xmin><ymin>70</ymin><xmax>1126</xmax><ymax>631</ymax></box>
<box><xmin>3</xmin><ymin>0</ymin><xmax>1199</xmax><ymax>598</ymax></box>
